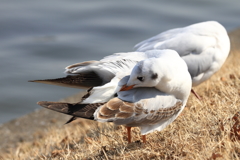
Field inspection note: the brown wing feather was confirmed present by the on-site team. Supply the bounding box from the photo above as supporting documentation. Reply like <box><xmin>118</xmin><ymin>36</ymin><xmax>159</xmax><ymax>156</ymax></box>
<box><xmin>144</xmin><ymin>101</ymin><xmax>182</xmax><ymax>124</ymax></box>
<box><xmin>96</xmin><ymin>97</ymin><xmax>183</xmax><ymax>125</ymax></box>
<box><xmin>37</xmin><ymin>101</ymin><xmax>104</xmax><ymax>120</ymax></box>
<box><xmin>37</xmin><ymin>97</ymin><xmax>182</xmax><ymax>126</ymax></box>
<box><xmin>96</xmin><ymin>98</ymin><xmax>135</xmax><ymax>120</ymax></box>
<box><xmin>29</xmin><ymin>71</ymin><xmax>103</xmax><ymax>89</ymax></box>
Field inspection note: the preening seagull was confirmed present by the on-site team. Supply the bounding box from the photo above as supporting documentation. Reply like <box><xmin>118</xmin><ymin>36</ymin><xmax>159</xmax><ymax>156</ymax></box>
<box><xmin>32</xmin><ymin>50</ymin><xmax>192</xmax><ymax>143</ymax></box>
<box><xmin>135</xmin><ymin>21</ymin><xmax>230</xmax><ymax>99</ymax></box>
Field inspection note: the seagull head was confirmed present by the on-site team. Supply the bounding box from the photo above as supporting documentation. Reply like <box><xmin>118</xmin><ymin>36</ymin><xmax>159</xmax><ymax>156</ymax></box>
<box><xmin>120</xmin><ymin>58</ymin><xmax>166</xmax><ymax>91</ymax></box>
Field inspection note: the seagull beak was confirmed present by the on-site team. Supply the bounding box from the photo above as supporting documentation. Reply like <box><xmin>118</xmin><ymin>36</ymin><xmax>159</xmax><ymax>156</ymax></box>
<box><xmin>120</xmin><ymin>84</ymin><xmax>135</xmax><ymax>91</ymax></box>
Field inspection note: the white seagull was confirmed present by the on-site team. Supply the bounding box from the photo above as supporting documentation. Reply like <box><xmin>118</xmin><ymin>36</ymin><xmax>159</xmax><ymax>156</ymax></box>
<box><xmin>32</xmin><ymin>50</ymin><xmax>192</xmax><ymax>143</ymax></box>
<box><xmin>135</xmin><ymin>21</ymin><xmax>230</xmax><ymax>99</ymax></box>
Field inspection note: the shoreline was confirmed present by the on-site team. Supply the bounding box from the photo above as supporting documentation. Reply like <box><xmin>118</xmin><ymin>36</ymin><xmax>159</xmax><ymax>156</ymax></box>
<box><xmin>0</xmin><ymin>92</ymin><xmax>87</xmax><ymax>154</ymax></box>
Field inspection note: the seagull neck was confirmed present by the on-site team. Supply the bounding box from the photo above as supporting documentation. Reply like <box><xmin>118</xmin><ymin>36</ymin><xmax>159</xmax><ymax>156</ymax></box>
<box><xmin>156</xmin><ymin>79</ymin><xmax>188</xmax><ymax>100</ymax></box>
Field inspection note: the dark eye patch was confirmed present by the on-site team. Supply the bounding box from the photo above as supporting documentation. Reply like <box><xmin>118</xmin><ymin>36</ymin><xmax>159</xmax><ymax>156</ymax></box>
<box><xmin>137</xmin><ymin>77</ymin><xmax>144</xmax><ymax>82</ymax></box>
<box><xmin>151</xmin><ymin>73</ymin><xmax>158</xmax><ymax>79</ymax></box>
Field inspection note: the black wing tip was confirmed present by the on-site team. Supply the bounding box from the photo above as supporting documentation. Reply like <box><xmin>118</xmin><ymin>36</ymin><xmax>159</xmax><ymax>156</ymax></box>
<box><xmin>28</xmin><ymin>79</ymin><xmax>47</xmax><ymax>83</ymax></box>
<box><xmin>65</xmin><ymin>116</ymin><xmax>77</xmax><ymax>124</ymax></box>
<box><xmin>28</xmin><ymin>80</ymin><xmax>37</xmax><ymax>82</ymax></box>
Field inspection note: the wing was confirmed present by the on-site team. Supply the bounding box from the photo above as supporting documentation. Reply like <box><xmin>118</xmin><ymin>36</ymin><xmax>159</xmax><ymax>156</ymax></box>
<box><xmin>182</xmin><ymin>44</ymin><xmax>229</xmax><ymax>86</ymax></box>
<box><xmin>94</xmin><ymin>87</ymin><xmax>184</xmax><ymax>134</ymax></box>
<box><xmin>30</xmin><ymin>54</ymin><xmax>139</xmax><ymax>89</ymax></box>
<box><xmin>135</xmin><ymin>21</ymin><xmax>226</xmax><ymax>57</ymax></box>
<box><xmin>134</xmin><ymin>28</ymin><xmax>182</xmax><ymax>52</ymax></box>
<box><xmin>182</xmin><ymin>52</ymin><xmax>214</xmax><ymax>78</ymax></box>
<box><xmin>37</xmin><ymin>101</ymin><xmax>103</xmax><ymax>120</ymax></box>
<box><xmin>30</xmin><ymin>50</ymin><xmax>173</xmax><ymax>89</ymax></box>
<box><xmin>29</xmin><ymin>71</ymin><xmax>104</xmax><ymax>89</ymax></box>
<box><xmin>37</xmin><ymin>87</ymin><xmax>184</xmax><ymax>134</ymax></box>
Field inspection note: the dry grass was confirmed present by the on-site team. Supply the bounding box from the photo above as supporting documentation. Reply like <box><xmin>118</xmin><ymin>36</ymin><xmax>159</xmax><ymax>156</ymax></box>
<box><xmin>2</xmin><ymin>51</ymin><xmax>240</xmax><ymax>160</ymax></box>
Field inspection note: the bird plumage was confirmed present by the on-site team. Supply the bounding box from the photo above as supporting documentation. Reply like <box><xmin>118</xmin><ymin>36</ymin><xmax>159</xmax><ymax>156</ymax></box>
<box><xmin>135</xmin><ymin>21</ymin><xmax>230</xmax><ymax>86</ymax></box>
<box><xmin>35</xmin><ymin>50</ymin><xmax>191</xmax><ymax>137</ymax></box>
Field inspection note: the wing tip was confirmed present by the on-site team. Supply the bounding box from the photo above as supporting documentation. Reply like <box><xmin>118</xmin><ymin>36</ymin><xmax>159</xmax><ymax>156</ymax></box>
<box><xmin>28</xmin><ymin>80</ymin><xmax>37</xmax><ymax>82</ymax></box>
<box><xmin>28</xmin><ymin>79</ymin><xmax>49</xmax><ymax>83</ymax></box>
<box><xmin>37</xmin><ymin>101</ymin><xmax>50</xmax><ymax>108</ymax></box>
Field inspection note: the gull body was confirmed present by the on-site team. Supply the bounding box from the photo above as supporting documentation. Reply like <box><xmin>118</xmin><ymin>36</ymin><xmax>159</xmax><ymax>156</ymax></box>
<box><xmin>34</xmin><ymin>50</ymin><xmax>192</xmax><ymax>142</ymax></box>
<box><xmin>135</xmin><ymin>21</ymin><xmax>230</xmax><ymax>86</ymax></box>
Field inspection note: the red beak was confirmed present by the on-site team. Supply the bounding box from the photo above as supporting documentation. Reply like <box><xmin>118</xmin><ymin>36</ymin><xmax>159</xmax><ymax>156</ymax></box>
<box><xmin>120</xmin><ymin>84</ymin><xmax>135</xmax><ymax>91</ymax></box>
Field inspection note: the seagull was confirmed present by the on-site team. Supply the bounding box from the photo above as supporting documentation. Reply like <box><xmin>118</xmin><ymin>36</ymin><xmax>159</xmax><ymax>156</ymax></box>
<box><xmin>135</xmin><ymin>21</ymin><xmax>230</xmax><ymax>99</ymax></box>
<box><xmin>32</xmin><ymin>50</ymin><xmax>192</xmax><ymax>143</ymax></box>
<box><xmin>34</xmin><ymin>50</ymin><xmax>192</xmax><ymax>143</ymax></box>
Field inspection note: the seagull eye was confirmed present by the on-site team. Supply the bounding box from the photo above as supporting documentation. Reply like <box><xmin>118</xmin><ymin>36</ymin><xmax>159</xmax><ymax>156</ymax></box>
<box><xmin>137</xmin><ymin>77</ymin><xmax>144</xmax><ymax>82</ymax></box>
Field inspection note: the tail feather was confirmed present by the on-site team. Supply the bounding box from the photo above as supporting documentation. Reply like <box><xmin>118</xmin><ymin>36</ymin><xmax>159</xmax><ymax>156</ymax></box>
<box><xmin>37</xmin><ymin>101</ymin><xmax>104</xmax><ymax>120</ymax></box>
<box><xmin>29</xmin><ymin>72</ymin><xmax>104</xmax><ymax>89</ymax></box>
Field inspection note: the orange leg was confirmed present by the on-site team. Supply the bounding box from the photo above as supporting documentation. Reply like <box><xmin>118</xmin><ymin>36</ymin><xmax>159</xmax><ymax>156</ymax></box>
<box><xmin>126</xmin><ymin>127</ymin><xmax>132</xmax><ymax>143</ymax></box>
<box><xmin>191</xmin><ymin>89</ymin><xmax>201</xmax><ymax>100</ymax></box>
<box><xmin>142</xmin><ymin>135</ymin><xmax>146</xmax><ymax>143</ymax></box>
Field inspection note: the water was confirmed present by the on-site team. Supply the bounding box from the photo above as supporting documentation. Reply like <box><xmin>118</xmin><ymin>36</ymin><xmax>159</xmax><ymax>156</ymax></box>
<box><xmin>0</xmin><ymin>0</ymin><xmax>240</xmax><ymax>124</ymax></box>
